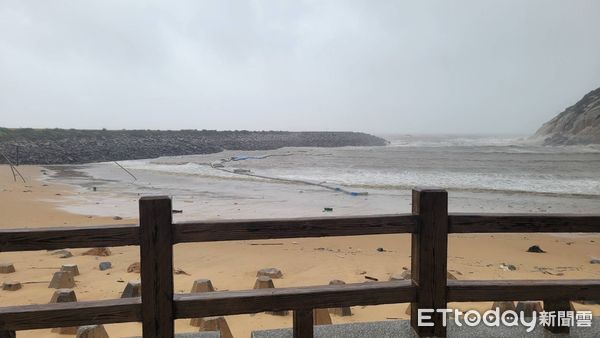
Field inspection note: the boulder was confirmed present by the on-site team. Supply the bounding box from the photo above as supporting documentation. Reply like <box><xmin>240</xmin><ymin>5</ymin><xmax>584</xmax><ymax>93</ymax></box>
<box><xmin>127</xmin><ymin>262</ymin><xmax>140</xmax><ymax>273</ymax></box>
<box><xmin>590</xmin><ymin>258</ymin><xmax>600</xmax><ymax>264</ymax></box>
<box><xmin>83</xmin><ymin>247</ymin><xmax>111</xmax><ymax>256</ymax></box>
<box><xmin>121</xmin><ymin>280</ymin><xmax>141</xmax><ymax>298</ymax></box>
<box><xmin>195</xmin><ymin>316</ymin><xmax>233</xmax><ymax>338</ymax></box>
<box><xmin>0</xmin><ymin>262</ymin><xmax>15</xmax><ymax>274</ymax></box>
<box><xmin>99</xmin><ymin>262</ymin><xmax>112</xmax><ymax>271</ymax></box>
<box><xmin>328</xmin><ymin>280</ymin><xmax>352</xmax><ymax>316</ymax></box>
<box><xmin>77</xmin><ymin>325</ymin><xmax>109</xmax><ymax>338</ymax></box>
<box><xmin>515</xmin><ymin>301</ymin><xmax>543</xmax><ymax>317</ymax></box>
<box><xmin>52</xmin><ymin>250</ymin><xmax>73</xmax><ymax>258</ymax></box>
<box><xmin>49</xmin><ymin>271</ymin><xmax>75</xmax><ymax>289</ymax></box>
<box><xmin>50</xmin><ymin>289</ymin><xmax>78</xmax><ymax>334</ymax></box>
<box><xmin>257</xmin><ymin>267</ymin><xmax>283</xmax><ymax>279</ymax></box>
<box><xmin>2</xmin><ymin>281</ymin><xmax>22</xmax><ymax>291</ymax></box>
<box><xmin>61</xmin><ymin>264</ymin><xmax>80</xmax><ymax>276</ymax></box>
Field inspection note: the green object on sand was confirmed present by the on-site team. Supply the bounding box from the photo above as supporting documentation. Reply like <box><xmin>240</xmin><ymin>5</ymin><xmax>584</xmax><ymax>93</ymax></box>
<box><xmin>323</xmin><ymin>207</ymin><xmax>333</xmax><ymax>212</ymax></box>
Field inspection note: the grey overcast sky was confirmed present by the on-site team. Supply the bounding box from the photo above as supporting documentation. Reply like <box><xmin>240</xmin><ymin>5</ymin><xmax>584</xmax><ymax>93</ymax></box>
<box><xmin>1</xmin><ymin>1</ymin><xmax>599</xmax><ymax>135</ymax></box>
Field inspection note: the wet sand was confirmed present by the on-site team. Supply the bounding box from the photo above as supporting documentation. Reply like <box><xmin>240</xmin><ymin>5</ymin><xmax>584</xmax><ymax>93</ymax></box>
<box><xmin>1</xmin><ymin>165</ymin><xmax>599</xmax><ymax>337</ymax></box>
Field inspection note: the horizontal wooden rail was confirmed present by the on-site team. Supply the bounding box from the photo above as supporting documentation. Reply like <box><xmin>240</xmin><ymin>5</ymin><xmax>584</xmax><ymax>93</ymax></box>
<box><xmin>449</xmin><ymin>213</ymin><xmax>600</xmax><ymax>233</ymax></box>
<box><xmin>447</xmin><ymin>279</ymin><xmax>600</xmax><ymax>302</ymax></box>
<box><xmin>0</xmin><ymin>224</ymin><xmax>139</xmax><ymax>252</ymax></box>
<box><xmin>174</xmin><ymin>280</ymin><xmax>416</xmax><ymax>318</ymax></box>
<box><xmin>0</xmin><ymin>298</ymin><xmax>141</xmax><ymax>331</ymax></box>
<box><xmin>173</xmin><ymin>214</ymin><xmax>419</xmax><ymax>243</ymax></box>
<box><xmin>3</xmin><ymin>213</ymin><xmax>600</xmax><ymax>252</ymax></box>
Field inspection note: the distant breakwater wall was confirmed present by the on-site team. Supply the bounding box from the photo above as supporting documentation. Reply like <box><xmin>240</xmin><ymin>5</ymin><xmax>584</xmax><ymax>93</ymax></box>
<box><xmin>0</xmin><ymin>128</ymin><xmax>388</xmax><ymax>164</ymax></box>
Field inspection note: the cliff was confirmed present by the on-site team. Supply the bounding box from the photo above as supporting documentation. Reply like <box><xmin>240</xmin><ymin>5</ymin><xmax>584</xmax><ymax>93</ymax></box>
<box><xmin>0</xmin><ymin>129</ymin><xmax>387</xmax><ymax>165</ymax></box>
<box><xmin>534</xmin><ymin>87</ymin><xmax>600</xmax><ymax>145</ymax></box>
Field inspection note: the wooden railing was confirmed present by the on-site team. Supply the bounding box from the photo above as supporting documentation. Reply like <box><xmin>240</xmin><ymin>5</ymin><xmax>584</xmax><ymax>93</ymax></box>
<box><xmin>0</xmin><ymin>188</ymin><xmax>599</xmax><ymax>337</ymax></box>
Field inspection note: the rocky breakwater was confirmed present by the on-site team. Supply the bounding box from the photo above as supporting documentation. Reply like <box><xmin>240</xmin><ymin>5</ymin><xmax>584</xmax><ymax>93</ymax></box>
<box><xmin>0</xmin><ymin>128</ymin><xmax>388</xmax><ymax>164</ymax></box>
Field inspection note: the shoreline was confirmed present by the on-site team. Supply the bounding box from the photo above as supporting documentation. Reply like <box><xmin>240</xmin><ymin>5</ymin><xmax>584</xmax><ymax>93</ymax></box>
<box><xmin>1</xmin><ymin>165</ymin><xmax>599</xmax><ymax>337</ymax></box>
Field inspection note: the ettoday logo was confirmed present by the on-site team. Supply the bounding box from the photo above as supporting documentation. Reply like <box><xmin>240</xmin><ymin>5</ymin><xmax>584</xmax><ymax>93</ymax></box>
<box><xmin>418</xmin><ymin>309</ymin><xmax>593</xmax><ymax>332</ymax></box>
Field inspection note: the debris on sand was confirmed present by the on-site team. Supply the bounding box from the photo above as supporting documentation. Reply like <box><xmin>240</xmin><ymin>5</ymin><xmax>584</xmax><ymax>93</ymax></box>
<box><xmin>82</xmin><ymin>247</ymin><xmax>111</xmax><ymax>256</ymax></box>
<box><xmin>526</xmin><ymin>245</ymin><xmax>546</xmax><ymax>253</ymax></box>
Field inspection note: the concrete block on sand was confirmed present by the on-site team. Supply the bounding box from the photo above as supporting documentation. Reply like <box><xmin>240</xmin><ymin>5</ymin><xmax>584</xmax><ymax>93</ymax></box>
<box><xmin>0</xmin><ymin>262</ymin><xmax>15</xmax><ymax>274</ymax></box>
<box><xmin>257</xmin><ymin>267</ymin><xmax>283</xmax><ymax>279</ymax></box>
<box><xmin>491</xmin><ymin>301</ymin><xmax>516</xmax><ymax>313</ymax></box>
<box><xmin>49</xmin><ymin>271</ymin><xmax>75</xmax><ymax>288</ymax></box>
<box><xmin>50</xmin><ymin>289</ymin><xmax>78</xmax><ymax>334</ymax></box>
<box><xmin>328</xmin><ymin>280</ymin><xmax>352</xmax><ymax>316</ymax></box>
<box><xmin>191</xmin><ymin>279</ymin><xmax>215</xmax><ymax>293</ymax></box>
<box><xmin>253</xmin><ymin>276</ymin><xmax>275</xmax><ymax>289</ymax></box>
<box><xmin>2</xmin><ymin>281</ymin><xmax>22</xmax><ymax>291</ymax></box>
<box><xmin>190</xmin><ymin>279</ymin><xmax>216</xmax><ymax>327</ymax></box>
<box><xmin>253</xmin><ymin>276</ymin><xmax>288</xmax><ymax>316</ymax></box>
<box><xmin>61</xmin><ymin>264</ymin><xmax>80</xmax><ymax>276</ymax></box>
<box><xmin>515</xmin><ymin>301</ymin><xmax>543</xmax><ymax>317</ymax></box>
<box><xmin>77</xmin><ymin>325</ymin><xmax>109</xmax><ymax>338</ymax></box>
<box><xmin>314</xmin><ymin>308</ymin><xmax>332</xmax><ymax>325</ymax></box>
<box><xmin>196</xmin><ymin>316</ymin><xmax>233</xmax><ymax>338</ymax></box>
<box><xmin>121</xmin><ymin>280</ymin><xmax>141</xmax><ymax>298</ymax></box>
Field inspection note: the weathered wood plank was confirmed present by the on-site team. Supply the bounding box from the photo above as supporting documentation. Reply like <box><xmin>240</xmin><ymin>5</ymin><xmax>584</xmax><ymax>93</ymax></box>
<box><xmin>174</xmin><ymin>280</ymin><xmax>415</xmax><ymax>318</ymax></box>
<box><xmin>0</xmin><ymin>224</ymin><xmax>139</xmax><ymax>252</ymax></box>
<box><xmin>139</xmin><ymin>197</ymin><xmax>174</xmax><ymax>338</ymax></box>
<box><xmin>293</xmin><ymin>308</ymin><xmax>314</xmax><ymax>338</ymax></box>
<box><xmin>447</xmin><ymin>280</ymin><xmax>600</xmax><ymax>302</ymax></box>
<box><xmin>449</xmin><ymin>214</ymin><xmax>600</xmax><ymax>233</ymax></box>
<box><xmin>172</xmin><ymin>214</ymin><xmax>418</xmax><ymax>243</ymax></box>
<box><xmin>411</xmin><ymin>188</ymin><xmax>448</xmax><ymax>337</ymax></box>
<box><xmin>0</xmin><ymin>298</ymin><xmax>141</xmax><ymax>331</ymax></box>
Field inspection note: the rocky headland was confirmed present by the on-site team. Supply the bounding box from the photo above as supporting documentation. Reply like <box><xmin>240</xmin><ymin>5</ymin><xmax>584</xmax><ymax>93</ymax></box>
<box><xmin>534</xmin><ymin>86</ymin><xmax>600</xmax><ymax>145</ymax></box>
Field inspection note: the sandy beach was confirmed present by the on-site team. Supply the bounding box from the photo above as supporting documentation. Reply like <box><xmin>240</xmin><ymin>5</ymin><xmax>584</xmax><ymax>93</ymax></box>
<box><xmin>1</xmin><ymin>165</ymin><xmax>599</xmax><ymax>337</ymax></box>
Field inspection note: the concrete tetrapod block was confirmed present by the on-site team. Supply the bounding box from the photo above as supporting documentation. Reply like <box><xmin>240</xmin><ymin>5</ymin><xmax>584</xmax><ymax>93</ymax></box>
<box><xmin>0</xmin><ymin>263</ymin><xmax>15</xmax><ymax>274</ymax></box>
<box><xmin>196</xmin><ymin>316</ymin><xmax>233</xmax><ymax>338</ymax></box>
<box><xmin>50</xmin><ymin>289</ymin><xmax>78</xmax><ymax>334</ymax></box>
<box><xmin>491</xmin><ymin>301</ymin><xmax>516</xmax><ymax>313</ymax></box>
<box><xmin>515</xmin><ymin>301</ymin><xmax>543</xmax><ymax>318</ymax></box>
<box><xmin>2</xmin><ymin>281</ymin><xmax>22</xmax><ymax>291</ymax></box>
<box><xmin>121</xmin><ymin>280</ymin><xmax>141</xmax><ymax>298</ymax></box>
<box><xmin>190</xmin><ymin>279</ymin><xmax>216</xmax><ymax>327</ymax></box>
<box><xmin>61</xmin><ymin>264</ymin><xmax>80</xmax><ymax>276</ymax></box>
<box><xmin>49</xmin><ymin>271</ymin><xmax>75</xmax><ymax>289</ymax></box>
<box><xmin>314</xmin><ymin>308</ymin><xmax>333</xmax><ymax>325</ymax></box>
<box><xmin>77</xmin><ymin>325</ymin><xmax>109</xmax><ymax>338</ymax></box>
<box><xmin>191</xmin><ymin>279</ymin><xmax>215</xmax><ymax>293</ymax></box>
<box><xmin>257</xmin><ymin>268</ymin><xmax>283</xmax><ymax>279</ymax></box>
<box><xmin>253</xmin><ymin>276</ymin><xmax>288</xmax><ymax>316</ymax></box>
<box><xmin>328</xmin><ymin>280</ymin><xmax>352</xmax><ymax>316</ymax></box>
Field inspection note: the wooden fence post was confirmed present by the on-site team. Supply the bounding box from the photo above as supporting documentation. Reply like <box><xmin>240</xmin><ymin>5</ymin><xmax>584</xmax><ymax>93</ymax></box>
<box><xmin>293</xmin><ymin>308</ymin><xmax>314</xmax><ymax>338</ymax></box>
<box><xmin>140</xmin><ymin>196</ymin><xmax>174</xmax><ymax>338</ymax></box>
<box><xmin>410</xmin><ymin>188</ymin><xmax>448</xmax><ymax>337</ymax></box>
<box><xmin>0</xmin><ymin>331</ymin><xmax>15</xmax><ymax>338</ymax></box>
